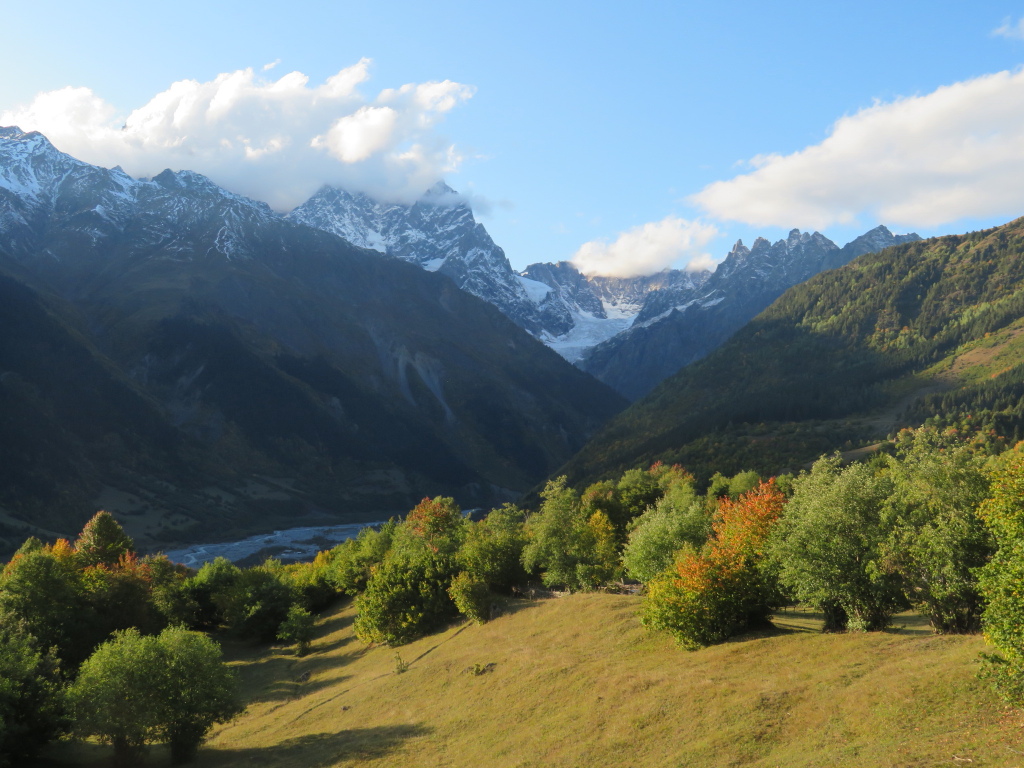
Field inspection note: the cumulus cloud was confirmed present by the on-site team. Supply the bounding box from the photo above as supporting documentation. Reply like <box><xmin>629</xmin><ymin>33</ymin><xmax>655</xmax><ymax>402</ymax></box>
<box><xmin>691</xmin><ymin>68</ymin><xmax>1024</xmax><ymax>231</ymax></box>
<box><xmin>0</xmin><ymin>60</ymin><xmax>475</xmax><ymax>210</ymax></box>
<box><xmin>993</xmin><ymin>17</ymin><xmax>1024</xmax><ymax>40</ymax></box>
<box><xmin>571</xmin><ymin>216</ymin><xmax>719</xmax><ymax>278</ymax></box>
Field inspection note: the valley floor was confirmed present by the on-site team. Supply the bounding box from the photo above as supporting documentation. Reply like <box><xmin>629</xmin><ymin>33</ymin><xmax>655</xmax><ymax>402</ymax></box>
<box><xmin>40</xmin><ymin>595</ymin><xmax>1024</xmax><ymax>767</ymax></box>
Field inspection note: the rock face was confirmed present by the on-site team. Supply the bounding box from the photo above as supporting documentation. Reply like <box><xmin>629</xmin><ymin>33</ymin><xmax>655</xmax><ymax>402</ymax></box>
<box><xmin>288</xmin><ymin>183</ymin><xmax>549</xmax><ymax>334</ymax></box>
<box><xmin>579</xmin><ymin>226</ymin><xmax>921</xmax><ymax>400</ymax></box>
<box><xmin>0</xmin><ymin>127</ymin><xmax>626</xmax><ymax>550</ymax></box>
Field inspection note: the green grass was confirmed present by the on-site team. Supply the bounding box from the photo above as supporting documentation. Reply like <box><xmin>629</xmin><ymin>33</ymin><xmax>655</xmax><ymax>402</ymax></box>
<box><xmin>38</xmin><ymin>595</ymin><xmax>1024</xmax><ymax>767</ymax></box>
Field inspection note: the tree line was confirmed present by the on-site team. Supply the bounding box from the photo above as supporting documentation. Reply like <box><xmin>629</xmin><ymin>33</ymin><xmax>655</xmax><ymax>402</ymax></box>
<box><xmin>5</xmin><ymin>424</ymin><xmax>1024</xmax><ymax>764</ymax></box>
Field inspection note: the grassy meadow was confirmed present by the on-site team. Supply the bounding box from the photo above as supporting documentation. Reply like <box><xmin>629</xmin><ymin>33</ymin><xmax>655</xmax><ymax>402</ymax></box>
<box><xmin>39</xmin><ymin>594</ymin><xmax>1024</xmax><ymax>768</ymax></box>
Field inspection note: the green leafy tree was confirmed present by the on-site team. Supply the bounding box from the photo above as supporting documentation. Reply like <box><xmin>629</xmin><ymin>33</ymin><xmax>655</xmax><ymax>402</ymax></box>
<box><xmin>881</xmin><ymin>428</ymin><xmax>993</xmax><ymax>633</ymax></box>
<box><xmin>184</xmin><ymin>557</ymin><xmax>241</xmax><ymax>629</ymax></box>
<box><xmin>977</xmin><ymin>448</ymin><xmax>1024</xmax><ymax>704</ymax></box>
<box><xmin>277</xmin><ymin>605</ymin><xmax>316</xmax><ymax>656</ymax></box>
<box><xmin>623</xmin><ymin>475</ymin><xmax>708</xmax><ymax>583</ymax></box>
<box><xmin>325</xmin><ymin>521</ymin><xmax>396</xmax><ymax>596</ymax></box>
<box><xmin>769</xmin><ymin>456</ymin><xmax>902</xmax><ymax>632</ymax></box>
<box><xmin>456</xmin><ymin>504</ymin><xmax>528</xmax><ymax>593</ymax></box>
<box><xmin>0</xmin><ymin>608</ymin><xmax>65</xmax><ymax>766</ymax></box>
<box><xmin>521</xmin><ymin>478</ymin><xmax>620</xmax><ymax>591</ymax></box>
<box><xmin>74</xmin><ymin>511</ymin><xmax>135</xmax><ymax>568</ymax></box>
<box><xmin>216</xmin><ymin>563</ymin><xmax>294</xmax><ymax>641</ymax></box>
<box><xmin>354</xmin><ymin>557</ymin><xmax>457</xmax><ymax>646</ymax></box>
<box><xmin>0</xmin><ymin>542</ymin><xmax>91</xmax><ymax>667</ymax></box>
<box><xmin>68</xmin><ymin>626</ymin><xmax>241</xmax><ymax>765</ymax></box>
<box><xmin>154</xmin><ymin>627</ymin><xmax>242</xmax><ymax>763</ymax></box>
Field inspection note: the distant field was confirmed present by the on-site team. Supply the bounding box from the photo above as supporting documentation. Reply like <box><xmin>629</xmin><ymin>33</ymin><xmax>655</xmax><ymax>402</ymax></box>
<box><xmin>40</xmin><ymin>595</ymin><xmax>1024</xmax><ymax>767</ymax></box>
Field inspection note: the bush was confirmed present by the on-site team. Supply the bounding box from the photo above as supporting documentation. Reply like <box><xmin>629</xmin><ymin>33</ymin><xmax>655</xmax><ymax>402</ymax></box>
<box><xmin>0</xmin><ymin>609</ymin><xmax>65</xmax><ymax>766</ymax></box>
<box><xmin>641</xmin><ymin>481</ymin><xmax>785</xmax><ymax>649</ymax></box>
<box><xmin>68</xmin><ymin>626</ymin><xmax>241</xmax><ymax>765</ymax></box>
<box><xmin>277</xmin><ymin>605</ymin><xmax>316</xmax><ymax>656</ymax></box>
<box><xmin>977</xmin><ymin>448</ymin><xmax>1024</xmax><ymax>704</ymax></box>
<box><xmin>769</xmin><ymin>456</ymin><xmax>902</xmax><ymax>632</ymax></box>
<box><xmin>354</xmin><ymin>556</ymin><xmax>457</xmax><ymax>646</ymax></box>
<box><xmin>448</xmin><ymin>571</ymin><xmax>492</xmax><ymax>624</ymax></box>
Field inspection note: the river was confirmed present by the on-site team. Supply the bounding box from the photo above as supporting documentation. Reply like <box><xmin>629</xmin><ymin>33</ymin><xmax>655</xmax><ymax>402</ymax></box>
<box><xmin>161</xmin><ymin>521</ymin><xmax>385</xmax><ymax>568</ymax></box>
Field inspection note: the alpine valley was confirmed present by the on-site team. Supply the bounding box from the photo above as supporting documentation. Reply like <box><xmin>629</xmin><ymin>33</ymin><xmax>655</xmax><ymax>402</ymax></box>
<box><xmin>0</xmin><ymin>127</ymin><xmax>628</xmax><ymax>555</ymax></box>
<box><xmin>289</xmin><ymin>181</ymin><xmax>921</xmax><ymax>400</ymax></box>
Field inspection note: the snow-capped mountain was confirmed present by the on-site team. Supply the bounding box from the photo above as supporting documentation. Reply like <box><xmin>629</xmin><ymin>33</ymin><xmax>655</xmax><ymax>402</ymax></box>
<box><xmin>580</xmin><ymin>225</ymin><xmax>921</xmax><ymax>399</ymax></box>
<box><xmin>0</xmin><ymin>126</ymin><xmax>627</xmax><ymax>548</ymax></box>
<box><xmin>0</xmin><ymin>127</ymin><xmax>275</xmax><ymax>275</ymax></box>
<box><xmin>288</xmin><ymin>183</ymin><xmax>549</xmax><ymax>334</ymax></box>
<box><xmin>519</xmin><ymin>261</ymin><xmax>711</xmax><ymax>363</ymax></box>
<box><xmin>285</xmin><ymin>176</ymin><xmax>920</xmax><ymax>393</ymax></box>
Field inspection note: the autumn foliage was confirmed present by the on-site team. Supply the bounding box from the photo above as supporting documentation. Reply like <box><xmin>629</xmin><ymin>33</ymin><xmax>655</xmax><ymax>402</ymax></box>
<box><xmin>641</xmin><ymin>480</ymin><xmax>785</xmax><ymax>649</ymax></box>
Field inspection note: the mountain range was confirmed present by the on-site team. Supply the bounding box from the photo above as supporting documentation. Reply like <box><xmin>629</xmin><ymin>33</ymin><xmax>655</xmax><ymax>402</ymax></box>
<box><xmin>0</xmin><ymin>127</ymin><xmax>625</xmax><ymax>554</ymax></box>
<box><xmin>560</xmin><ymin>216</ymin><xmax>1024</xmax><ymax>487</ymax></box>
<box><xmin>288</xmin><ymin>178</ymin><xmax>919</xmax><ymax>399</ymax></box>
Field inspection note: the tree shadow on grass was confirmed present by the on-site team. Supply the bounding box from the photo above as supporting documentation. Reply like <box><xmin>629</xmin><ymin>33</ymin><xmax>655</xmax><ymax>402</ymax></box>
<box><xmin>198</xmin><ymin>723</ymin><xmax>432</xmax><ymax>766</ymax></box>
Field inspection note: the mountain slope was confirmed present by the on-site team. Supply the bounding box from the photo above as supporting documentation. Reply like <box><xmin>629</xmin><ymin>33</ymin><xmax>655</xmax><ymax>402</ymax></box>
<box><xmin>287</xmin><ymin>183</ymin><xmax>549</xmax><ymax>334</ymax></box>
<box><xmin>41</xmin><ymin>595</ymin><xmax>1010</xmax><ymax>767</ymax></box>
<box><xmin>0</xmin><ymin>128</ymin><xmax>626</xmax><ymax>553</ymax></box>
<box><xmin>560</xmin><ymin>218</ymin><xmax>1024</xmax><ymax>485</ymax></box>
<box><xmin>580</xmin><ymin>226</ymin><xmax>920</xmax><ymax>400</ymax></box>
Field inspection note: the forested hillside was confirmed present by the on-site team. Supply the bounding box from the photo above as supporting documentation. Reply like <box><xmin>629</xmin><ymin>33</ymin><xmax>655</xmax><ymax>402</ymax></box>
<box><xmin>560</xmin><ymin>217</ymin><xmax>1024</xmax><ymax>486</ymax></box>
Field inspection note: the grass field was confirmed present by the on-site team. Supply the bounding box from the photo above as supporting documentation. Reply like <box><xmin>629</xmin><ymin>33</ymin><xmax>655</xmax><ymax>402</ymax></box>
<box><xmin>39</xmin><ymin>595</ymin><xmax>1024</xmax><ymax>767</ymax></box>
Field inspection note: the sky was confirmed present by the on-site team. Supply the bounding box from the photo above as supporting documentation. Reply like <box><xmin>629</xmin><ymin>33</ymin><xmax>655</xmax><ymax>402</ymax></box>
<box><xmin>3</xmin><ymin>1</ymin><xmax>1024</xmax><ymax>276</ymax></box>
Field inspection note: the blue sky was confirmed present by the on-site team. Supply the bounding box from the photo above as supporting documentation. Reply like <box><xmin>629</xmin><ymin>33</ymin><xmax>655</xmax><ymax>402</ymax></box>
<box><xmin>4</xmin><ymin>1</ymin><xmax>1024</xmax><ymax>274</ymax></box>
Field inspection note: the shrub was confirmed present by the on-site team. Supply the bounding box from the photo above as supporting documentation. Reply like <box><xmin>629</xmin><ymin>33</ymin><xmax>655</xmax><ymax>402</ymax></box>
<box><xmin>641</xmin><ymin>481</ymin><xmax>785</xmax><ymax>649</ymax></box>
<box><xmin>977</xmin><ymin>448</ymin><xmax>1024</xmax><ymax>704</ymax></box>
<box><xmin>68</xmin><ymin>626</ymin><xmax>241</xmax><ymax>765</ymax></box>
<box><xmin>769</xmin><ymin>456</ymin><xmax>902</xmax><ymax>632</ymax></box>
<box><xmin>277</xmin><ymin>605</ymin><xmax>316</xmax><ymax>656</ymax></box>
<box><xmin>448</xmin><ymin>571</ymin><xmax>492</xmax><ymax>624</ymax></box>
<box><xmin>354</xmin><ymin>556</ymin><xmax>457</xmax><ymax>646</ymax></box>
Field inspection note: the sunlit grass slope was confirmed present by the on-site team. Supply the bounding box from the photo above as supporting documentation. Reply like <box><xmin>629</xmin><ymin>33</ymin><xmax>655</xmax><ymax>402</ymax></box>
<box><xmin>43</xmin><ymin>594</ymin><xmax>1024</xmax><ymax>767</ymax></box>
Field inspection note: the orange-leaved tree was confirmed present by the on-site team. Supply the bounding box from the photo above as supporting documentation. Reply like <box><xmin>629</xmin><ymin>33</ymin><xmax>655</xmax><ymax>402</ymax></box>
<box><xmin>641</xmin><ymin>479</ymin><xmax>786</xmax><ymax>649</ymax></box>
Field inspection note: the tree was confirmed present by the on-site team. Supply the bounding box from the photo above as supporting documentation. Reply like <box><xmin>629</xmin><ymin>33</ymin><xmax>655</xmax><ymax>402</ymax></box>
<box><xmin>769</xmin><ymin>456</ymin><xmax>902</xmax><ymax>632</ymax></box>
<box><xmin>68</xmin><ymin>626</ymin><xmax>241</xmax><ymax>765</ymax></box>
<box><xmin>154</xmin><ymin>627</ymin><xmax>243</xmax><ymax>763</ymax></box>
<box><xmin>354</xmin><ymin>556</ymin><xmax>457</xmax><ymax>646</ymax></box>
<box><xmin>277</xmin><ymin>605</ymin><xmax>315</xmax><ymax>656</ymax></box>
<box><xmin>325</xmin><ymin>521</ymin><xmax>395</xmax><ymax>596</ymax></box>
<box><xmin>976</xmin><ymin>448</ymin><xmax>1024</xmax><ymax>704</ymax></box>
<box><xmin>641</xmin><ymin>480</ymin><xmax>785</xmax><ymax>649</ymax></box>
<box><xmin>623</xmin><ymin>475</ymin><xmax>708</xmax><ymax>583</ymax></box>
<box><xmin>74</xmin><ymin>511</ymin><xmax>134</xmax><ymax>568</ymax></box>
<box><xmin>521</xmin><ymin>477</ymin><xmax>620</xmax><ymax>591</ymax></box>
<box><xmin>0</xmin><ymin>544</ymin><xmax>91</xmax><ymax>667</ymax></box>
<box><xmin>456</xmin><ymin>504</ymin><xmax>528</xmax><ymax>593</ymax></box>
<box><xmin>881</xmin><ymin>428</ymin><xmax>993</xmax><ymax>633</ymax></box>
<box><xmin>0</xmin><ymin>608</ymin><xmax>65</xmax><ymax>766</ymax></box>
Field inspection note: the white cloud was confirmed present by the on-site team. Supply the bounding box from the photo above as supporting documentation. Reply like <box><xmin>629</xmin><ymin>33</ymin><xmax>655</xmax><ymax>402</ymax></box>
<box><xmin>0</xmin><ymin>60</ymin><xmax>475</xmax><ymax>210</ymax></box>
<box><xmin>571</xmin><ymin>216</ymin><xmax>719</xmax><ymax>278</ymax></box>
<box><xmin>691</xmin><ymin>68</ymin><xmax>1024</xmax><ymax>231</ymax></box>
<box><xmin>993</xmin><ymin>17</ymin><xmax>1024</xmax><ymax>40</ymax></box>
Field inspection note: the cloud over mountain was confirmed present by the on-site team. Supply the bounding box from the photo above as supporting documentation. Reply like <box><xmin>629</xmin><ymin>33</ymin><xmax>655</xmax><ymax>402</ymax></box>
<box><xmin>691</xmin><ymin>68</ymin><xmax>1024</xmax><ymax>231</ymax></box>
<box><xmin>571</xmin><ymin>216</ymin><xmax>718</xmax><ymax>277</ymax></box>
<box><xmin>0</xmin><ymin>60</ymin><xmax>474</xmax><ymax>210</ymax></box>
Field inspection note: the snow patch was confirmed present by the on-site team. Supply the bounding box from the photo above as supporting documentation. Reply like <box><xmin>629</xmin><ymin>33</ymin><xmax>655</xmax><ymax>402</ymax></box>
<box><xmin>518</xmin><ymin>275</ymin><xmax>552</xmax><ymax>303</ymax></box>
